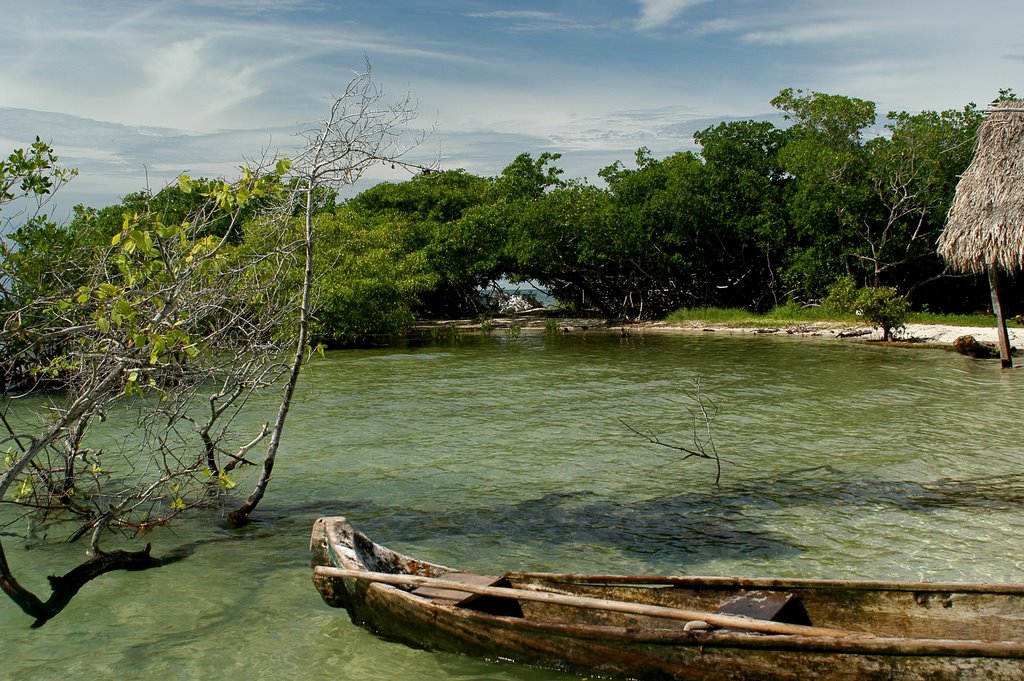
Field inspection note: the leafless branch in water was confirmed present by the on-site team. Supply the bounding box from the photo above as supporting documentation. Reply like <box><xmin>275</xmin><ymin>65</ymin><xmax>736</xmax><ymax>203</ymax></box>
<box><xmin>621</xmin><ymin>377</ymin><xmax>722</xmax><ymax>485</ymax></box>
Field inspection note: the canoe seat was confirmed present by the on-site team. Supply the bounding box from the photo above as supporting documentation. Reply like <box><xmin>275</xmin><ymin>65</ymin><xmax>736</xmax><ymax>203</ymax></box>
<box><xmin>412</xmin><ymin>573</ymin><xmax>524</xmax><ymax>618</ymax></box>
<box><xmin>714</xmin><ymin>590</ymin><xmax>812</xmax><ymax>626</ymax></box>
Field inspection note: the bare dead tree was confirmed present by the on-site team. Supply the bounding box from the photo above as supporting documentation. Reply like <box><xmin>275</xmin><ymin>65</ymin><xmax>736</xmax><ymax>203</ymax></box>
<box><xmin>228</xmin><ymin>61</ymin><xmax>432</xmax><ymax>527</ymax></box>
<box><xmin>621</xmin><ymin>378</ymin><xmax>722</xmax><ymax>484</ymax></box>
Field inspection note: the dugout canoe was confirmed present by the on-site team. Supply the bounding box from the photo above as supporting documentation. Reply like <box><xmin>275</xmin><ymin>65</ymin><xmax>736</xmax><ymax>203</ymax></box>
<box><xmin>310</xmin><ymin>516</ymin><xmax>1024</xmax><ymax>680</ymax></box>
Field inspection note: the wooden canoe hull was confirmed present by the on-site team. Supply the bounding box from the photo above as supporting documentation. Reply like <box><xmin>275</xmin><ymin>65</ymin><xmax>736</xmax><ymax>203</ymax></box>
<box><xmin>310</xmin><ymin>517</ymin><xmax>1024</xmax><ymax>680</ymax></box>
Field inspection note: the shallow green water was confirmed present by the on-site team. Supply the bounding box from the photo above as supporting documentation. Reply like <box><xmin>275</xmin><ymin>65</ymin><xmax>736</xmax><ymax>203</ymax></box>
<box><xmin>3</xmin><ymin>331</ymin><xmax>1023</xmax><ymax>680</ymax></box>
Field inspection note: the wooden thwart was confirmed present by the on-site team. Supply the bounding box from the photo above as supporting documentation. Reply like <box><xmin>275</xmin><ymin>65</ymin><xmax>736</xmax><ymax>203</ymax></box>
<box><xmin>314</xmin><ymin>566</ymin><xmax>870</xmax><ymax>639</ymax></box>
<box><xmin>411</xmin><ymin>572</ymin><xmax>502</xmax><ymax>604</ymax></box>
<box><xmin>411</xmin><ymin>572</ymin><xmax>525</xmax><ymax>616</ymax></box>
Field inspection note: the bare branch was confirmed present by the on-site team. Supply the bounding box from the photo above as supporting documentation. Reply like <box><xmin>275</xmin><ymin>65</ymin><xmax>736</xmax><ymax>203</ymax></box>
<box><xmin>621</xmin><ymin>377</ymin><xmax>722</xmax><ymax>485</ymax></box>
<box><xmin>229</xmin><ymin>61</ymin><xmax>430</xmax><ymax>526</ymax></box>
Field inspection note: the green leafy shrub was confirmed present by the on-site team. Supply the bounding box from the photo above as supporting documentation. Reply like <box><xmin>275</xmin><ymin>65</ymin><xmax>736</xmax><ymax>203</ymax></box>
<box><xmin>856</xmin><ymin>286</ymin><xmax>909</xmax><ymax>341</ymax></box>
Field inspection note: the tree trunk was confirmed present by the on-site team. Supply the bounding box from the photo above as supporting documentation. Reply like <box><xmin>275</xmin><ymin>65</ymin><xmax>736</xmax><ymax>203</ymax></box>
<box><xmin>227</xmin><ymin>187</ymin><xmax>315</xmax><ymax>528</ymax></box>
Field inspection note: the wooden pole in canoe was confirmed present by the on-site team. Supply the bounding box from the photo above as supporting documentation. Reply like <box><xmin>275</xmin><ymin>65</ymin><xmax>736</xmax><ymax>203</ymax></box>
<box><xmin>988</xmin><ymin>266</ymin><xmax>1013</xmax><ymax>368</ymax></box>
<box><xmin>314</xmin><ymin>567</ymin><xmax>869</xmax><ymax>639</ymax></box>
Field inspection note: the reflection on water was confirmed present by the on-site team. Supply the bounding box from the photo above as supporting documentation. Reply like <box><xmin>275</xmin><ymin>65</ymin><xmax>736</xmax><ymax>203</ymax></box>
<box><xmin>2</xmin><ymin>331</ymin><xmax>1023</xmax><ymax>680</ymax></box>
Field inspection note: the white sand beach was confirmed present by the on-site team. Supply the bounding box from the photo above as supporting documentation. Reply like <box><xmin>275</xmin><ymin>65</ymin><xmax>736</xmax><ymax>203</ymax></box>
<box><xmin>636</xmin><ymin>320</ymin><xmax>1023</xmax><ymax>349</ymax></box>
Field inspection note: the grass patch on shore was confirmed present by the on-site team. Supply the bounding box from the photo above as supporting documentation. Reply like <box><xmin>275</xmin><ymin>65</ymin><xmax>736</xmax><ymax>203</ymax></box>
<box><xmin>664</xmin><ymin>306</ymin><xmax>1018</xmax><ymax>328</ymax></box>
<box><xmin>663</xmin><ymin>307</ymin><xmax>760</xmax><ymax>325</ymax></box>
<box><xmin>664</xmin><ymin>305</ymin><xmax>853</xmax><ymax>327</ymax></box>
<box><xmin>907</xmin><ymin>311</ymin><xmax>1016</xmax><ymax>327</ymax></box>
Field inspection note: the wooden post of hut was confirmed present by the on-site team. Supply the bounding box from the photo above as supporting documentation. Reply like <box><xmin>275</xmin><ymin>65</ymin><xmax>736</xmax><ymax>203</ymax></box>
<box><xmin>987</xmin><ymin>267</ymin><xmax>1013</xmax><ymax>368</ymax></box>
<box><xmin>938</xmin><ymin>101</ymin><xmax>1024</xmax><ymax>369</ymax></box>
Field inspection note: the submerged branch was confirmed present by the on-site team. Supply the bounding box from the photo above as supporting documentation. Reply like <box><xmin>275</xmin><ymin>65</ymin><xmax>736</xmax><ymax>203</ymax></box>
<box><xmin>622</xmin><ymin>378</ymin><xmax>722</xmax><ymax>484</ymax></box>
<box><xmin>0</xmin><ymin>537</ymin><xmax>181</xmax><ymax>628</ymax></box>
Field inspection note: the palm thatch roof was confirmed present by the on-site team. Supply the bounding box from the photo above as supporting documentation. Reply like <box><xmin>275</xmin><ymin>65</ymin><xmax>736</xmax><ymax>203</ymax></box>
<box><xmin>938</xmin><ymin>102</ymin><xmax>1024</xmax><ymax>273</ymax></box>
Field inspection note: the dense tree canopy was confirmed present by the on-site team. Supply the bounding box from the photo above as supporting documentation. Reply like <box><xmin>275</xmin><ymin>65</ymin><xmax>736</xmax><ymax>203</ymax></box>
<box><xmin>289</xmin><ymin>87</ymin><xmax>992</xmax><ymax>325</ymax></box>
<box><xmin>4</xmin><ymin>87</ymin><xmax>1004</xmax><ymax>354</ymax></box>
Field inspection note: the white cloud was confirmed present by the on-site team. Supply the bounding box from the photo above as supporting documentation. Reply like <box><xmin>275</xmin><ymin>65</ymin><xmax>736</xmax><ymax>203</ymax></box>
<box><xmin>469</xmin><ymin>11</ymin><xmax>561</xmax><ymax>21</ymax></box>
<box><xmin>634</xmin><ymin>0</ymin><xmax>711</xmax><ymax>30</ymax></box>
<box><xmin>0</xmin><ymin>2</ymin><xmax>477</xmax><ymax>132</ymax></box>
<box><xmin>741</xmin><ymin>19</ymin><xmax>881</xmax><ymax>46</ymax></box>
<box><xmin>466</xmin><ymin>10</ymin><xmax>596</xmax><ymax>32</ymax></box>
<box><xmin>185</xmin><ymin>0</ymin><xmax>321</xmax><ymax>12</ymax></box>
<box><xmin>692</xmin><ymin>18</ymin><xmax>742</xmax><ymax>35</ymax></box>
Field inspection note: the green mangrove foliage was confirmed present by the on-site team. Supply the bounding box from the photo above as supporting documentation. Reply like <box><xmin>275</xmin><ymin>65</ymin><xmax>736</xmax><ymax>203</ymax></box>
<box><xmin>310</xmin><ymin>88</ymin><xmax>992</xmax><ymax>324</ymax></box>
<box><xmin>48</xmin><ymin>86</ymin><xmax>990</xmax><ymax>340</ymax></box>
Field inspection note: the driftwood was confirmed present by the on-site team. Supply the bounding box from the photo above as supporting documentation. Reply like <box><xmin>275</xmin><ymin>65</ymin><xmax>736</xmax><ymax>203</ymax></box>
<box><xmin>953</xmin><ymin>334</ymin><xmax>1001</xmax><ymax>359</ymax></box>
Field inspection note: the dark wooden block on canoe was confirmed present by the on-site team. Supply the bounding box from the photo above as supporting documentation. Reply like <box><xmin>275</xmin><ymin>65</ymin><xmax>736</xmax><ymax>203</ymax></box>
<box><xmin>714</xmin><ymin>590</ymin><xmax>812</xmax><ymax>626</ymax></box>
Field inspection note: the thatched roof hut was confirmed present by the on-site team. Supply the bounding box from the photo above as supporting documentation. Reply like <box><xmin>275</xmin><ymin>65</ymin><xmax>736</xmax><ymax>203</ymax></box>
<box><xmin>938</xmin><ymin>101</ymin><xmax>1024</xmax><ymax>273</ymax></box>
<box><xmin>938</xmin><ymin>100</ymin><xmax>1024</xmax><ymax>367</ymax></box>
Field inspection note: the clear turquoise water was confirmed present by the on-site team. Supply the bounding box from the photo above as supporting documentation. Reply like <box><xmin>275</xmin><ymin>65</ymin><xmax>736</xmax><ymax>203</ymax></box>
<box><xmin>2</xmin><ymin>330</ymin><xmax>1023</xmax><ymax>680</ymax></box>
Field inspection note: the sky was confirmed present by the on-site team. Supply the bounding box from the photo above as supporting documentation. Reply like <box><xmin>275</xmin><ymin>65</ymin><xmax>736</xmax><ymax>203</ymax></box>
<box><xmin>2</xmin><ymin>0</ymin><xmax>1023</xmax><ymax>216</ymax></box>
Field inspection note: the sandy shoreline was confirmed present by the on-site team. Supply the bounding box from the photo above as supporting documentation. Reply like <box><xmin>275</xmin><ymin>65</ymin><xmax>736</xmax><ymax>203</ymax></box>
<box><xmin>637</xmin><ymin>320</ymin><xmax>1023</xmax><ymax>348</ymax></box>
<box><xmin>419</xmin><ymin>316</ymin><xmax>1022</xmax><ymax>350</ymax></box>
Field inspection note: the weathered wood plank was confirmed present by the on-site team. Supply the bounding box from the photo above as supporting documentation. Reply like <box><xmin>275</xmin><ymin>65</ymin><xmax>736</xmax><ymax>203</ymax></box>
<box><xmin>411</xmin><ymin>572</ymin><xmax>501</xmax><ymax>603</ymax></box>
<box><xmin>715</xmin><ymin>591</ymin><xmax>811</xmax><ymax>626</ymax></box>
<box><xmin>507</xmin><ymin>571</ymin><xmax>1024</xmax><ymax>594</ymax></box>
